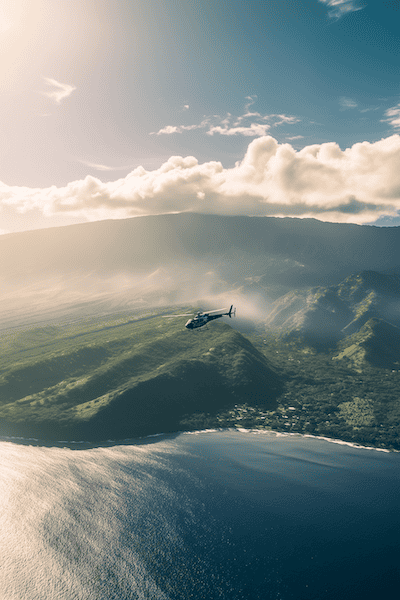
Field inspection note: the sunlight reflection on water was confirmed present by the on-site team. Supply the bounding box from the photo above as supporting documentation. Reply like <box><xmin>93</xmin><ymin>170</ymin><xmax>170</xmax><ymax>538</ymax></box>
<box><xmin>1</xmin><ymin>431</ymin><xmax>400</xmax><ymax>600</ymax></box>
<box><xmin>0</xmin><ymin>441</ymin><xmax>184</xmax><ymax>600</ymax></box>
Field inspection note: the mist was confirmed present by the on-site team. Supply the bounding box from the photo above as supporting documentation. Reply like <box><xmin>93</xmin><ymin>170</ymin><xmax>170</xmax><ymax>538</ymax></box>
<box><xmin>2</xmin><ymin>212</ymin><xmax>400</xmax><ymax>330</ymax></box>
<box><xmin>0</xmin><ymin>258</ymin><xmax>272</xmax><ymax>333</ymax></box>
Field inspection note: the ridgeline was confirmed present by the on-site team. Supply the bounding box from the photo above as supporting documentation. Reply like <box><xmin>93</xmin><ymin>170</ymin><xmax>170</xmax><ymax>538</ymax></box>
<box><xmin>0</xmin><ymin>315</ymin><xmax>280</xmax><ymax>442</ymax></box>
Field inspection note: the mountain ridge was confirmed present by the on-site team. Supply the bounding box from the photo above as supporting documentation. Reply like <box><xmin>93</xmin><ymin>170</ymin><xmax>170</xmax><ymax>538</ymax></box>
<box><xmin>0</xmin><ymin>318</ymin><xmax>281</xmax><ymax>441</ymax></box>
<box><xmin>2</xmin><ymin>213</ymin><xmax>400</xmax><ymax>284</ymax></box>
<box><xmin>333</xmin><ymin>318</ymin><xmax>400</xmax><ymax>371</ymax></box>
<box><xmin>2</xmin><ymin>213</ymin><xmax>400</xmax><ymax>329</ymax></box>
<box><xmin>264</xmin><ymin>270</ymin><xmax>400</xmax><ymax>347</ymax></box>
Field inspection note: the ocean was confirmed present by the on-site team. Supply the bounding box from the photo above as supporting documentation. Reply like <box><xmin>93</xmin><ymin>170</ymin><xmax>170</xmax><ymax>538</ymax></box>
<box><xmin>1</xmin><ymin>430</ymin><xmax>399</xmax><ymax>599</ymax></box>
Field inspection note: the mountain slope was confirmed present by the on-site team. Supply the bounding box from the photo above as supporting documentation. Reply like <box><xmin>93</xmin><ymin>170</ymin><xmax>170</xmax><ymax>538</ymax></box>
<box><xmin>333</xmin><ymin>318</ymin><xmax>400</xmax><ymax>371</ymax></box>
<box><xmin>264</xmin><ymin>270</ymin><xmax>400</xmax><ymax>346</ymax></box>
<box><xmin>0</xmin><ymin>315</ymin><xmax>281</xmax><ymax>441</ymax></box>
<box><xmin>2</xmin><ymin>212</ymin><xmax>400</xmax><ymax>286</ymax></box>
<box><xmin>2</xmin><ymin>214</ymin><xmax>400</xmax><ymax>329</ymax></box>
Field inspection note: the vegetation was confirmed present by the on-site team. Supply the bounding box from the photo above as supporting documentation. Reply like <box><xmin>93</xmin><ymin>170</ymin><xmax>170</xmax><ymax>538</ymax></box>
<box><xmin>1</xmin><ymin>270</ymin><xmax>400</xmax><ymax>450</ymax></box>
<box><xmin>239</xmin><ymin>332</ymin><xmax>400</xmax><ymax>450</ymax></box>
<box><xmin>0</xmin><ymin>311</ymin><xmax>281</xmax><ymax>441</ymax></box>
<box><xmin>177</xmin><ymin>330</ymin><xmax>400</xmax><ymax>450</ymax></box>
<box><xmin>2</xmin><ymin>214</ymin><xmax>400</xmax><ymax>449</ymax></box>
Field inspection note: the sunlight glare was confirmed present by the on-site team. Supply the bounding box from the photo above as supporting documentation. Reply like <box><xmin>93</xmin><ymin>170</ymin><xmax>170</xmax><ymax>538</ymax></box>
<box><xmin>0</xmin><ymin>0</ymin><xmax>25</xmax><ymax>32</ymax></box>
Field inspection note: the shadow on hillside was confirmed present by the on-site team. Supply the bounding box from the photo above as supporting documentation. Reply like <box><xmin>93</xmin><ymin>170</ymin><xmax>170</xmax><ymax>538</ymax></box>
<box><xmin>0</xmin><ymin>357</ymin><xmax>283</xmax><ymax>448</ymax></box>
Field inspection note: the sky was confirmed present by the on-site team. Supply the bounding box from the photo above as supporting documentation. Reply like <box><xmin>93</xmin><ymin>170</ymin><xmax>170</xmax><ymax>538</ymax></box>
<box><xmin>1</xmin><ymin>0</ymin><xmax>400</xmax><ymax>233</ymax></box>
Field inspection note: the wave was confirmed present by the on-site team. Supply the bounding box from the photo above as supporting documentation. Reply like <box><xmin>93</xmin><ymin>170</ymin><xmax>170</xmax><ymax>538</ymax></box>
<box><xmin>0</xmin><ymin>426</ymin><xmax>395</xmax><ymax>453</ymax></box>
<box><xmin>180</xmin><ymin>427</ymin><xmax>394</xmax><ymax>452</ymax></box>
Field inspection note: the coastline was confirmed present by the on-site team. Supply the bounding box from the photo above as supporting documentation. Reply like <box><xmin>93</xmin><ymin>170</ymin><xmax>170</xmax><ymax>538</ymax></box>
<box><xmin>0</xmin><ymin>426</ymin><xmax>395</xmax><ymax>452</ymax></box>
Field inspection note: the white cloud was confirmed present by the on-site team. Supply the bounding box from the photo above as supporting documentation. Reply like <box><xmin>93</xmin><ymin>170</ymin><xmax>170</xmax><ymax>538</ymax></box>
<box><xmin>339</xmin><ymin>97</ymin><xmax>358</xmax><ymax>109</ymax></box>
<box><xmin>83</xmin><ymin>162</ymin><xmax>119</xmax><ymax>172</ymax></box>
<box><xmin>79</xmin><ymin>160</ymin><xmax>138</xmax><ymax>172</ymax></box>
<box><xmin>156</xmin><ymin>125</ymin><xmax>181</xmax><ymax>135</ymax></box>
<box><xmin>152</xmin><ymin>98</ymin><xmax>299</xmax><ymax>137</ymax></box>
<box><xmin>42</xmin><ymin>77</ymin><xmax>76</xmax><ymax>104</ymax></box>
<box><xmin>2</xmin><ymin>135</ymin><xmax>400</xmax><ymax>226</ymax></box>
<box><xmin>153</xmin><ymin>119</ymin><xmax>211</xmax><ymax>135</ymax></box>
<box><xmin>383</xmin><ymin>104</ymin><xmax>400</xmax><ymax>129</ymax></box>
<box><xmin>318</xmin><ymin>0</ymin><xmax>365</xmax><ymax>19</ymax></box>
<box><xmin>207</xmin><ymin>123</ymin><xmax>272</xmax><ymax>137</ymax></box>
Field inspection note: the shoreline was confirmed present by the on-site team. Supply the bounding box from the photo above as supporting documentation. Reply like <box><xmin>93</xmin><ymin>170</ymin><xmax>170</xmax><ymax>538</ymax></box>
<box><xmin>0</xmin><ymin>426</ymin><xmax>395</xmax><ymax>452</ymax></box>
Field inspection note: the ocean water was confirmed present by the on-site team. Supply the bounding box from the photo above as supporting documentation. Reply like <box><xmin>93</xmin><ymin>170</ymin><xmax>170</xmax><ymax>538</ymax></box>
<box><xmin>1</xmin><ymin>430</ymin><xmax>399</xmax><ymax>600</ymax></box>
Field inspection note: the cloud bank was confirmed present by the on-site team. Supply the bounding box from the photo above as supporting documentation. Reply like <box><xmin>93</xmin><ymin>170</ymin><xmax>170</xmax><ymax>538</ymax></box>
<box><xmin>1</xmin><ymin>135</ymin><xmax>400</xmax><ymax>226</ymax></box>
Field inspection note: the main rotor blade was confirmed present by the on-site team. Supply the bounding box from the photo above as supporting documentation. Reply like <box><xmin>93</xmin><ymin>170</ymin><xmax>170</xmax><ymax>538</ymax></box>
<box><xmin>205</xmin><ymin>307</ymin><xmax>229</xmax><ymax>315</ymax></box>
<box><xmin>162</xmin><ymin>314</ymin><xmax>193</xmax><ymax>318</ymax></box>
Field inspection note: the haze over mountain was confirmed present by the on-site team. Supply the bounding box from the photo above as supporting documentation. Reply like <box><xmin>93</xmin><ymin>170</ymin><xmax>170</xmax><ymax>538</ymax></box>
<box><xmin>2</xmin><ymin>213</ymin><xmax>400</xmax><ymax>329</ymax></box>
<box><xmin>265</xmin><ymin>270</ymin><xmax>400</xmax><ymax>345</ymax></box>
<box><xmin>3</xmin><ymin>213</ymin><xmax>400</xmax><ymax>279</ymax></box>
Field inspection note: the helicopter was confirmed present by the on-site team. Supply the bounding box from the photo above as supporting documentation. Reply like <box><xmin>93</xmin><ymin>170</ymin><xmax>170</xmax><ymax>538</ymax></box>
<box><xmin>164</xmin><ymin>305</ymin><xmax>236</xmax><ymax>329</ymax></box>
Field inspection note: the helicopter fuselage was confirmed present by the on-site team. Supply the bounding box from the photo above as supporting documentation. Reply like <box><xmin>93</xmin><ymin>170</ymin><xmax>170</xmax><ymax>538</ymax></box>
<box><xmin>185</xmin><ymin>314</ymin><xmax>221</xmax><ymax>329</ymax></box>
<box><xmin>185</xmin><ymin>305</ymin><xmax>235</xmax><ymax>329</ymax></box>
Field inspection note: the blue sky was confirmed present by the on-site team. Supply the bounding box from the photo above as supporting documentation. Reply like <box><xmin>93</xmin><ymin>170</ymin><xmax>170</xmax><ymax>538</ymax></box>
<box><xmin>1</xmin><ymin>0</ymin><xmax>400</xmax><ymax>232</ymax></box>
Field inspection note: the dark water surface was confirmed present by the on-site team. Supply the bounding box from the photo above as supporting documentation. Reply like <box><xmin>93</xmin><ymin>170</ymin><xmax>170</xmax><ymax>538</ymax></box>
<box><xmin>1</xmin><ymin>430</ymin><xmax>399</xmax><ymax>599</ymax></box>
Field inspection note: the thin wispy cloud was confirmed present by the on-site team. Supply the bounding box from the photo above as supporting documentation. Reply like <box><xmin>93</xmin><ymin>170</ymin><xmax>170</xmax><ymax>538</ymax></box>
<box><xmin>152</xmin><ymin>97</ymin><xmax>299</xmax><ymax>138</ymax></box>
<box><xmin>359</xmin><ymin>106</ymin><xmax>379</xmax><ymax>113</ymax></box>
<box><xmin>339</xmin><ymin>97</ymin><xmax>358</xmax><ymax>109</ymax></box>
<box><xmin>383</xmin><ymin>104</ymin><xmax>400</xmax><ymax>129</ymax></box>
<box><xmin>42</xmin><ymin>77</ymin><xmax>76</xmax><ymax>104</ymax></box>
<box><xmin>319</xmin><ymin>0</ymin><xmax>365</xmax><ymax>19</ymax></box>
<box><xmin>2</xmin><ymin>135</ymin><xmax>400</xmax><ymax>226</ymax></box>
<box><xmin>155</xmin><ymin>119</ymin><xmax>211</xmax><ymax>135</ymax></box>
<box><xmin>79</xmin><ymin>160</ymin><xmax>139</xmax><ymax>172</ymax></box>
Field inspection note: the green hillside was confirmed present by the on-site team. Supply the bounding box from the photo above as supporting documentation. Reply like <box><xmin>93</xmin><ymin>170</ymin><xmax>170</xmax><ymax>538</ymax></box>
<box><xmin>2</xmin><ymin>267</ymin><xmax>400</xmax><ymax>449</ymax></box>
<box><xmin>265</xmin><ymin>270</ymin><xmax>400</xmax><ymax>347</ymax></box>
<box><xmin>333</xmin><ymin>318</ymin><xmax>400</xmax><ymax>371</ymax></box>
<box><xmin>0</xmin><ymin>312</ymin><xmax>281</xmax><ymax>441</ymax></box>
<box><xmin>246</xmin><ymin>330</ymin><xmax>400</xmax><ymax>450</ymax></box>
